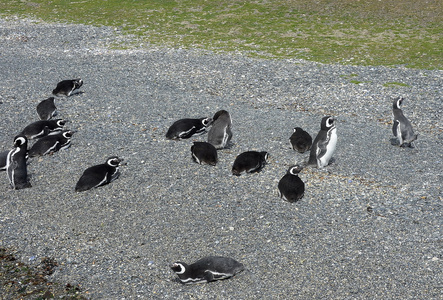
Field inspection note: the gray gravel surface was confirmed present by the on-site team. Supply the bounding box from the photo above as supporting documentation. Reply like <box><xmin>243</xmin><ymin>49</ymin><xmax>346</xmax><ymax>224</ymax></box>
<box><xmin>0</xmin><ymin>17</ymin><xmax>442</xmax><ymax>299</ymax></box>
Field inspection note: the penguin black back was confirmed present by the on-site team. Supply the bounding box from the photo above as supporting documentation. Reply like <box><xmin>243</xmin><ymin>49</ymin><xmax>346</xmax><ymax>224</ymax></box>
<box><xmin>170</xmin><ymin>256</ymin><xmax>244</xmax><ymax>284</ymax></box>
<box><xmin>232</xmin><ymin>151</ymin><xmax>268</xmax><ymax>176</ymax></box>
<box><xmin>36</xmin><ymin>97</ymin><xmax>57</xmax><ymax>120</ymax></box>
<box><xmin>0</xmin><ymin>150</ymin><xmax>8</xmax><ymax>171</ymax></box>
<box><xmin>191</xmin><ymin>142</ymin><xmax>218</xmax><ymax>166</ymax></box>
<box><xmin>166</xmin><ymin>117</ymin><xmax>212</xmax><ymax>140</ymax></box>
<box><xmin>278</xmin><ymin>165</ymin><xmax>305</xmax><ymax>203</ymax></box>
<box><xmin>52</xmin><ymin>78</ymin><xmax>83</xmax><ymax>96</ymax></box>
<box><xmin>75</xmin><ymin>156</ymin><xmax>124</xmax><ymax>192</ymax></box>
<box><xmin>21</xmin><ymin>119</ymin><xmax>66</xmax><ymax>139</ymax></box>
<box><xmin>6</xmin><ymin>135</ymin><xmax>31</xmax><ymax>189</ymax></box>
<box><xmin>289</xmin><ymin>127</ymin><xmax>312</xmax><ymax>153</ymax></box>
<box><xmin>28</xmin><ymin>130</ymin><xmax>75</xmax><ymax>157</ymax></box>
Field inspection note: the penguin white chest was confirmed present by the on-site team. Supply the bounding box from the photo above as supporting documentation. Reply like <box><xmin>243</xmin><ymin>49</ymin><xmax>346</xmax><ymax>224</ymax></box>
<box><xmin>319</xmin><ymin>128</ymin><xmax>337</xmax><ymax>167</ymax></box>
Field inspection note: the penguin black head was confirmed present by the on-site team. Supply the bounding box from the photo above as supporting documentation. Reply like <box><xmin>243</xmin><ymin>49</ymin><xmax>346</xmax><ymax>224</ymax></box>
<box><xmin>170</xmin><ymin>262</ymin><xmax>187</xmax><ymax>274</ymax></box>
<box><xmin>321</xmin><ymin>116</ymin><xmax>335</xmax><ymax>130</ymax></box>
<box><xmin>288</xmin><ymin>165</ymin><xmax>303</xmax><ymax>175</ymax></box>
<box><xmin>202</xmin><ymin>117</ymin><xmax>213</xmax><ymax>127</ymax></box>
<box><xmin>212</xmin><ymin>110</ymin><xmax>229</xmax><ymax>121</ymax></box>
<box><xmin>56</xmin><ymin>119</ymin><xmax>67</xmax><ymax>127</ymax></box>
<box><xmin>106</xmin><ymin>156</ymin><xmax>124</xmax><ymax>167</ymax></box>
<box><xmin>393</xmin><ymin>96</ymin><xmax>404</xmax><ymax>110</ymax></box>
<box><xmin>62</xmin><ymin>130</ymin><xmax>76</xmax><ymax>139</ymax></box>
<box><xmin>261</xmin><ymin>151</ymin><xmax>269</xmax><ymax>162</ymax></box>
<box><xmin>13</xmin><ymin>135</ymin><xmax>28</xmax><ymax>147</ymax></box>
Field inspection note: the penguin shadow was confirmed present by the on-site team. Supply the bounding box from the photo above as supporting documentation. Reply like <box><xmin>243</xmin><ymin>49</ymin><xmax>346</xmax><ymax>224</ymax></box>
<box><xmin>389</xmin><ymin>137</ymin><xmax>419</xmax><ymax>150</ymax></box>
<box><xmin>66</xmin><ymin>90</ymin><xmax>85</xmax><ymax>97</ymax></box>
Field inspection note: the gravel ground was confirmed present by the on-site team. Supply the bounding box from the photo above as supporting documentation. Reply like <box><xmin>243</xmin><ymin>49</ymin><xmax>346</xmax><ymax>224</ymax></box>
<box><xmin>0</xmin><ymin>17</ymin><xmax>442</xmax><ymax>299</ymax></box>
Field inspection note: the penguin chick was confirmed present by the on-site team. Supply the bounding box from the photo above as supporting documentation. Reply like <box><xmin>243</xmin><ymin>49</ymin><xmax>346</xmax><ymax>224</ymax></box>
<box><xmin>289</xmin><ymin>127</ymin><xmax>312</xmax><ymax>153</ymax></box>
<box><xmin>52</xmin><ymin>78</ymin><xmax>83</xmax><ymax>96</ymax></box>
<box><xmin>191</xmin><ymin>142</ymin><xmax>218</xmax><ymax>166</ymax></box>
<box><xmin>6</xmin><ymin>135</ymin><xmax>31</xmax><ymax>189</ymax></box>
<box><xmin>28</xmin><ymin>130</ymin><xmax>75</xmax><ymax>157</ymax></box>
<box><xmin>208</xmin><ymin>110</ymin><xmax>232</xmax><ymax>149</ymax></box>
<box><xmin>308</xmin><ymin>116</ymin><xmax>337</xmax><ymax>168</ymax></box>
<box><xmin>278</xmin><ymin>165</ymin><xmax>305</xmax><ymax>203</ymax></box>
<box><xmin>232</xmin><ymin>151</ymin><xmax>268</xmax><ymax>176</ymax></box>
<box><xmin>166</xmin><ymin>117</ymin><xmax>213</xmax><ymax>140</ymax></box>
<box><xmin>75</xmin><ymin>156</ymin><xmax>125</xmax><ymax>192</ymax></box>
<box><xmin>21</xmin><ymin>119</ymin><xmax>66</xmax><ymax>140</ymax></box>
<box><xmin>36</xmin><ymin>97</ymin><xmax>57</xmax><ymax>120</ymax></box>
<box><xmin>392</xmin><ymin>96</ymin><xmax>418</xmax><ymax>148</ymax></box>
<box><xmin>170</xmin><ymin>256</ymin><xmax>244</xmax><ymax>284</ymax></box>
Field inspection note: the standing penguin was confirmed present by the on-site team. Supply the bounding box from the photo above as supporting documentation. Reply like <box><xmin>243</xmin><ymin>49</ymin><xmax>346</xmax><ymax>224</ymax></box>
<box><xmin>191</xmin><ymin>142</ymin><xmax>218</xmax><ymax>166</ymax></box>
<box><xmin>232</xmin><ymin>151</ymin><xmax>268</xmax><ymax>176</ymax></box>
<box><xmin>52</xmin><ymin>78</ymin><xmax>83</xmax><ymax>96</ymax></box>
<box><xmin>392</xmin><ymin>97</ymin><xmax>418</xmax><ymax>147</ymax></box>
<box><xmin>21</xmin><ymin>119</ymin><xmax>66</xmax><ymax>139</ymax></box>
<box><xmin>75</xmin><ymin>156</ymin><xmax>124</xmax><ymax>192</ymax></box>
<box><xmin>166</xmin><ymin>117</ymin><xmax>213</xmax><ymax>140</ymax></box>
<box><xmin>170</xmin><ymin>256</ymin><xmax>245</xmax><ymax>284</ymax></box>
<box><xmin>208</xmin><ymin>110</ymin><xmax>232</xmax><ymax>149</ymax></box>
<box><xmin>6</xmin><ymin>135</ymin><xmax>31</xmax><ymax>189</ymax></box>
<box><xmin>278</xmin><ymin>165</ymin><xmax>305</xmax><ymax>203</ymax></box>
<box><xmin>28</xmin><ymin>130</ymin><xmax>75</xmax><ymax>157</ymax></box>
<box><xmin>36</xmin><ymin>97</ymin><xmax>57</xmax><ymax>120</ymax></box>
<box><xmin>289</xmin><ymin>127</ymin><xmax>312</xmax><ymax>153</ymax></box>
<box><xmin>308</xmin><ymin>116</ymin><xmax>337</xmax><ymax>168</ymax></box>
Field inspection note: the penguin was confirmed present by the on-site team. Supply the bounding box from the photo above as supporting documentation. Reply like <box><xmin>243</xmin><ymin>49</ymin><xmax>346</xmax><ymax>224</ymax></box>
<box><xmin>308</xmin><ymin>116</ymin><xmax>337</xmax><ymax>168</ymax></box>
<box><xmin>191</xmin><ymin>142</ymin><xmax>218</xmax><ymax>166</ymax></box>
<box><xmin>170</xmin><ymin>256</ymin><xmax>244</xmax><ymax>284</ymax></box>
<box><xmin>207</xmin><ymin>110</ymin><xmax>232</xmax><ymax>149</ymax></box>
<box><xmin>289</xmin><ymin>127</ymin><xmax>312</xmax><ymax>153</ymax></box>
<box><xmin>75</xmin><ymin>156</ymin><xmax>124</xmax><ymax>192</ymax></box>
<box><xmin>28</xmin><ymin>130</ymin><xmax>75</xmax><ymax>157</ymax></box>
<box><xmin>278</xmin><ymin>165</ymin><xmax>305</xmax><ymax>203</ymax></box>
<box><xmin>166</xmin><ymin>117</ymin><xmax>213</xmax><ymax>140</ymax></box>
<box><xmin>21</xmin><ymin>119</ymin><xmax>66</xmax><ymax>139</ymax></box>
<box><xmin>232</xmin><ymin>151</ymin><xmax>268</xmax><ymax>176</ymax></box>
<box><xmin>392</xmin><ymin>96</ymin><xmax>418</xmax><ymax>147</ymax></box>
<box><xmin>0</xmin><ymin>150</ymin><xmax>9</xmax><ymax>171</ymax></box>
<box><xmin>6</xmin><ymin>135</ymin><xmax>31</xmax><ymax>189</ymax></box>
<box><xmin>52</xmin><ymin>78</ymin><xmax>83</xmax><ymax>97</ymax></box>
<box><xmin>36</xmin><ymin>97</ymin><xmax>57</xmax><ymax>120</ymax></box>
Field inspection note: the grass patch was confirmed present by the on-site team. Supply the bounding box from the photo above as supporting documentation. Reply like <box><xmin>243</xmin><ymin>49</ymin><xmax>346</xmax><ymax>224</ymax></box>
<box><xmin>383</xmin><ymin>82</ymin><xmax>412</xmax><ymax>87</ymax></box>
<box><xmin>0</xmin><ymin>1</ymin><xmax>441</xmax><ymax>67</ymax></box>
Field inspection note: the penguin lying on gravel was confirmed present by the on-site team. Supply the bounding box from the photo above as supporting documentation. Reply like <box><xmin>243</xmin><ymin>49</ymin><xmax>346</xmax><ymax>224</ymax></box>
<box><xmin>28</xmin><ymin>130</ymin><xmax>75</xmax><ymax>157</ymax></box>
<box><xmin>392</xmin><ymin>96</ymin><xmax>417</xmax><ymax>148</ymax></box>
<box><xmin>21</xmin><ymin>119</ymin><xmax>66</xmax><ymax>140</ymax></box>
<box><xmin>232</xmin><ymin>151</ymin><xmax>268</xmax><ymax>176</ymax></box>
<box><xmin>0</xmin><ymin>150</ymin><xmax>8</xmax><ymax>171</ymax></box>
<box><xmin>308</xmin><ymin>116</ymin><xmax>337</xmax><ymax>168</ymax></box>
<box><xmin>289</xmin><ymin>127</ymin><xmax>312</xmax><ymax>153</ymax></box>
<box><xmin>170</xmin><ymin>256</ymin><xmax>244</xmax><ymax>284</ymax></box>
<box><xmin>191</xmin><ymin>142</ymin><xmax>218</xmax><ymax>166</ymax></box>
<box><xmin>278</xmin><ymin>165</ymin><xmax>305</xmax><ymax>203</ymax></box>
<box><xmin>52</xmin><ymin>78</ymin><xmax>83</xmax><ymax>97</ymax></box>
<box><xmin>36</xmin><ymin>97</ymin><xmax>57</xmax><ymax>120</ymax></box>
<box><xmin>75</xmin><ymin>156</ymin><xmax>125</xmax><ymax>192</ymax></box>
<box><xmin>166</xmin><ymin>117</ymin><xmax>213</xmax><ymax>140</ymax></box>
<box><xmin>6</xmin><ymin>135</ymin><xmax>31</xmax><ymax>189</ymax></box>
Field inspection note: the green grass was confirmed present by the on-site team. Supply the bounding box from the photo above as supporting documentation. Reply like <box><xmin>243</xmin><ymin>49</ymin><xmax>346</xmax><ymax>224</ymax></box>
<box><xmin>0</xmin><ymin>0</ymin><xmax>441</xmax><ymax>68</ymax></box>
<box><xmin>383</xmin><ymin>82</ymin><xmax>412</xmax><ymax>87</ymax></box>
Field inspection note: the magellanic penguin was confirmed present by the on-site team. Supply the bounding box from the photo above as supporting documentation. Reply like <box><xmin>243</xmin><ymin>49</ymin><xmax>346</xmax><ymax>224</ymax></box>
<box><xmin>208</xmin><ymin>110</ymin><xmax>232</xmax><ymax>149</ymax></box>
<box><xmin>0</xmin><ymin>150</ymin><xmax>9</xmax><ymax>171</ymax></box>
<box><xmin>36</xmin><ymin>97</ymin><xmax>57</xmax><ymax>120</ymax></box>
<box><xmin>75</xmin><ymin>156</ymin><xmax>125</xmax><ymax>192</ymax></box>
<box><xmin>290</xmin><ymin>127</ymin><xmax>312</xmax><ymax>153</ymax></box>
<box><xmin>308</xmin><ymin>116</ymin><xmax>337</xmax><ymax>168</ymax></box>
<box><xmin>278</xmin><ymin>165</ymin><xmax>305</xmax><ymax>203</ymax></box>
<box><xmin>392</xmin><ymin>97</ymin><xmax>418</xmax><ymax>148</ymax></box>
<box><xmin>191</xmin><ymin>142</ymin><xmax>218</xmax><ymax>166</ymax></box>
<box><xmin>6</xmin><ymin>135</ymin><xmax>31</xmax><ymax>189</ymax></box>
<box><xmin>170</xmin><ymin>256</ymin><xmax>245</xmax><ymax>284</ymax></box>
<box><xmin>28</xmin><ymin>130</ymin><xmax>75</xmax><ymax>157</ymax></box>
<box><xmin>21</xmin><ymin>119</ymin><xmax>66</xmax><ymax>139</ymax></box>
<box><xmin>52</xmin><ymin>78</ymin><xmax>83</xmax><ymax>97</ymax></box>
<box><xmin>166</xmin><ymin>117</ymin><xmax>213</xmax><ymax>140</ymax></box>
<box><xmin>232</xmin><ymin>151</ymin><xmax>268</xmax><ymax>176</ymax></box>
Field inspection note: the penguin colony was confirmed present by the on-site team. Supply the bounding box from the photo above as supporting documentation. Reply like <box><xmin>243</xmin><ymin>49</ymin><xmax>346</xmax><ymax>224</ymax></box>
<box><xmin>1</xmin><ymin>76</ymin><xmax>417</xmax><ymax>284</ymax></box>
